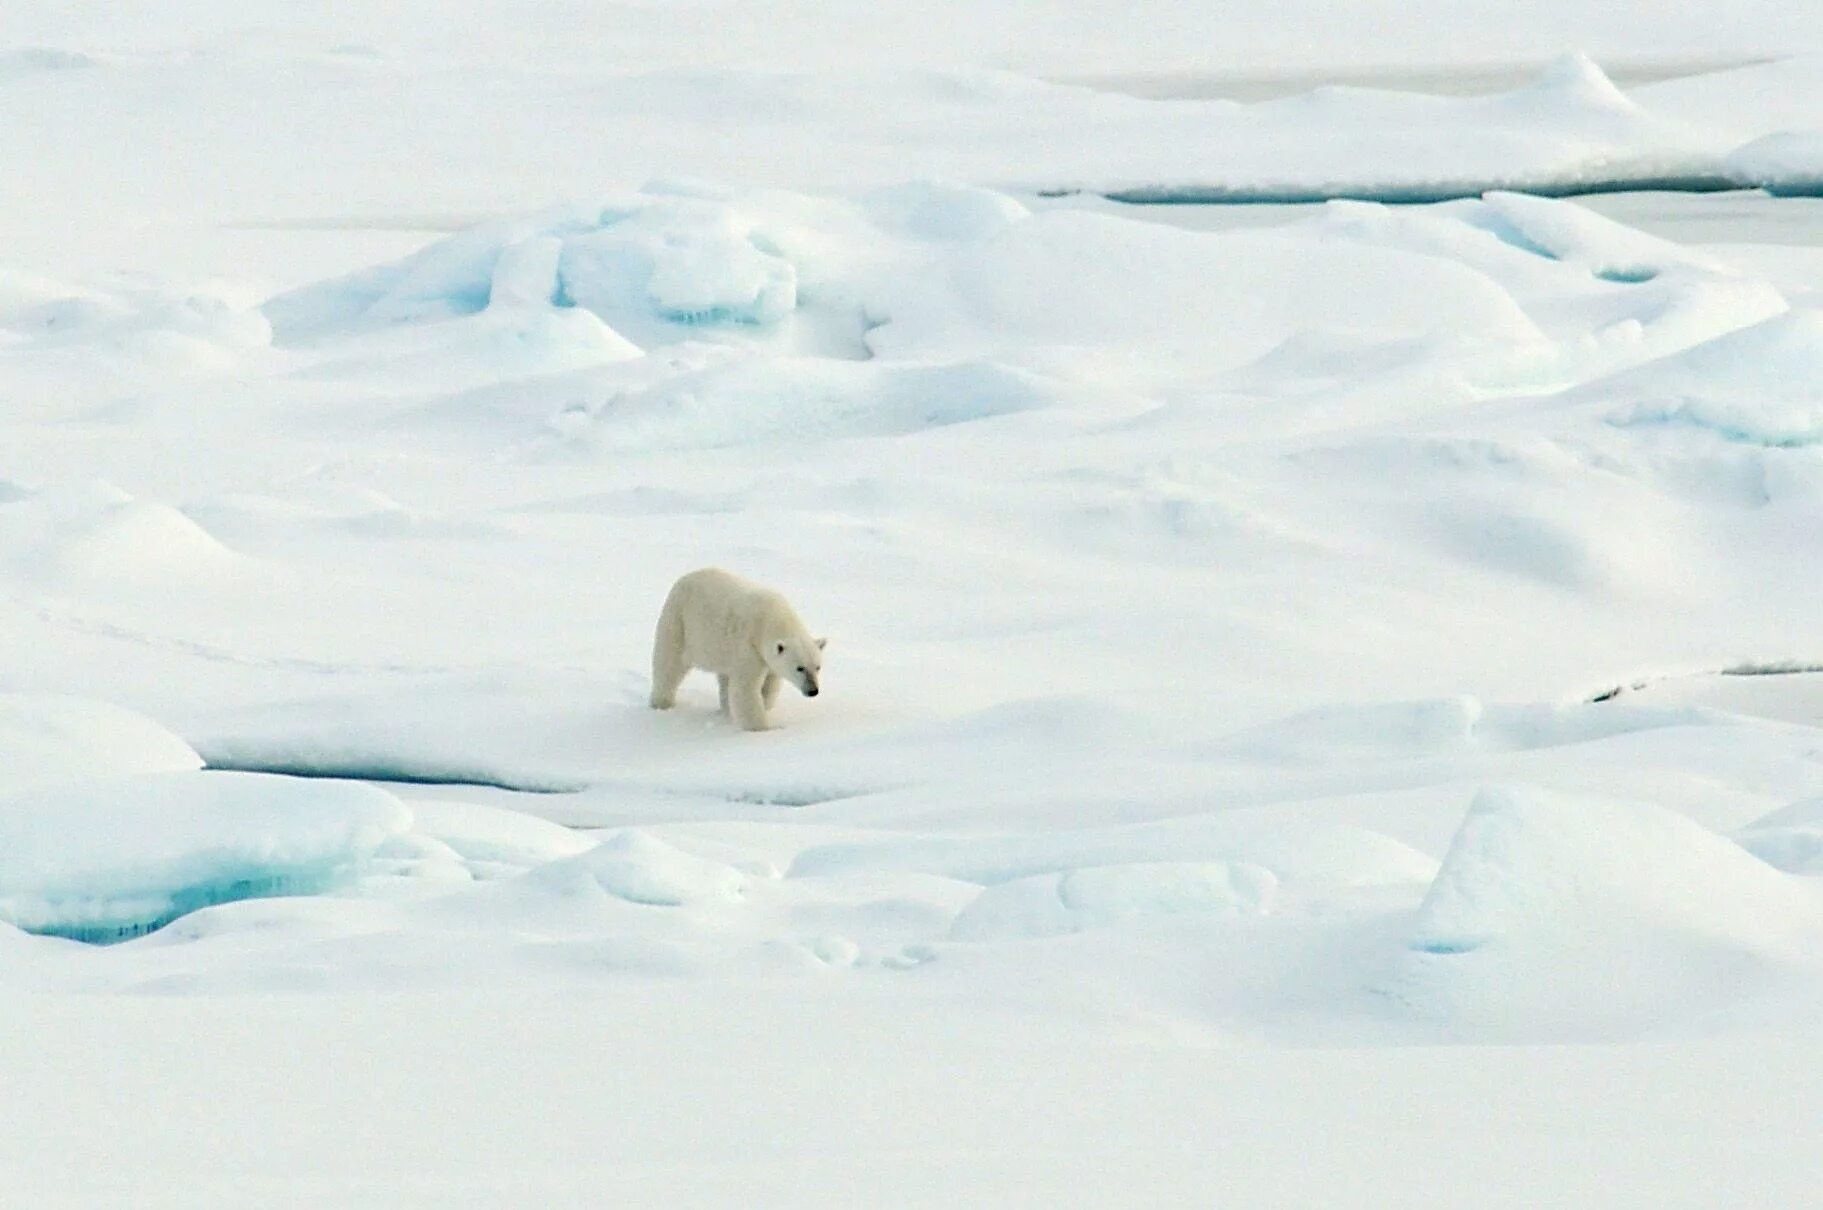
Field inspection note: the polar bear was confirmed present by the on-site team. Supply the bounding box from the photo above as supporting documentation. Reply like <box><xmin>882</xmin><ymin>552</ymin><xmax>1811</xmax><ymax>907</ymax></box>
<box><xmin>649</xmin><ymin>568</ymin><xmax>827</xmax><ymax>731</ymax></box>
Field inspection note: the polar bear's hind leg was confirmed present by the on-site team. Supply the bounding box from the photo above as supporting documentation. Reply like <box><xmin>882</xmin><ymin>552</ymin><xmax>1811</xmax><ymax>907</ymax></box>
<box><xmin>650</xmin><ymin>601</ymin><xmax>688</xmax><ymax>710</ymax></box>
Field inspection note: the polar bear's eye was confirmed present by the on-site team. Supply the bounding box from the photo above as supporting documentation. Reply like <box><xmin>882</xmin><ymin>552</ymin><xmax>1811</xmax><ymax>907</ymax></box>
<box><xmin>796</xmin><ymin>666</ymin><xmax>805</xmax><ymax>674</ymax></box>
<box><xmin>776</xmin><ymin>643</ymin><xmax>785</xmax><ymax>654</ymax></box>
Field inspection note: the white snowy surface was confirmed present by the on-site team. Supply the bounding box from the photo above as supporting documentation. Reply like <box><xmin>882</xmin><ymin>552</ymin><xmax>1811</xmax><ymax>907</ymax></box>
<box><xmin>8</xmin><ymin>35</ymin><xmax>1823</xmax><ymax>273</ymax></box>
<box><xmin>0</xmin><ymin>691</ymin><xmax>202</xmax><ymax>788</ymax></box>
<box><xmin>0</xmin><ymin>771</ymin><xmax>409</xmax><ymax>942</ymax></box>
<box><xmin>8</xmin><ymin>3</ymin><xmax>1823</xmax><ymax>1205</ymax></box>
<box><xmin>1393</xmin><ymin>785</ymin><xmax>1823</xmax><ymax>1038</ymax></box>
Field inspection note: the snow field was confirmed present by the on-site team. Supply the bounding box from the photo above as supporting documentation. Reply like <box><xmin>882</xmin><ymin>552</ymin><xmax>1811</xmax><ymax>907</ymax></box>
<box><xmin>8</xmin><ymin>13</ymin><xmax>1823</xmax><ymax>1199</ymax></box>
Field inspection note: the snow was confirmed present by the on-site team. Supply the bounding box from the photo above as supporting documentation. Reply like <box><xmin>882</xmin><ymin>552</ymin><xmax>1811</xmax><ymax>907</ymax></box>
<box><xmin>397</xmin><ymin>797</ymin><xmax>597</xmax><ymax>870</ymax></box>
<box><xmin>0</xmin><ymin>771</ymin><xmax>410</xmax><ymax>943</ymax></box>
<box><xmin>0</xmin><ymin>480</ymin><xmax>242</xmax><ymax>587</ymax></box>
<box><xmin>1393</xmin><ymin>785</ymin><xmax>1823</xmax><ymax>1037</ymax></box>
<box><xmin>14</xmin><ymin>46</ymin><xmax>1823</xmax><ymax>268</ymax></box>
<box><xmin>948</xmin><ymin>860</ymin><xmax>1278</xmax><ymax>940</ymax></box>
<box><xmin>9</xmin><ymin>2</ymin><xmax>1823</xmax><ymax>1203</ymax></box>
<box><xmin>533</xmin><ymin>829</ymin><xmax>746</xmax><ymax>907</ymax></box>
<box><xmin>791</xmin><ymin>814</ymin><xmax>1438</xmax><ymax>897</ymax></box>
<box><xmin>1595</xmin><ymin>309</ymin><xmax>1823</xmax><ymax>445</ymax></box>
<box><xmin>1736</xmin><ymin>796</ymin><xmax>1823</xmax><ymax>875</ymax></box>
<box><xmin>0</xmin><ymin>692</ymin><xmax>203</xmax><ymax>788</ymax></box>
<box><xmin>1727</xmin><ymin>131</ymin><xmax>1823</xmax><ymax>196</ymax></box>
<box><xmin>1474</xmin><ymin>188</ymin><xmax>1721</xmax><ymax>281</ymax></box>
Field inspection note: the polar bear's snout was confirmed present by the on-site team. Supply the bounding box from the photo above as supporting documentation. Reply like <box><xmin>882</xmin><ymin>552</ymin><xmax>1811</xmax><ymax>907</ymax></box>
<box><xmin>783</xmin><ymin>639</ymin><xmax>825</xmax><ymax>698</ymax></box>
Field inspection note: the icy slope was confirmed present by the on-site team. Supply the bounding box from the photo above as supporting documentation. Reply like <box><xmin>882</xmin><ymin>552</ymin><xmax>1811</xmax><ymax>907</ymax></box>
<box><xmin>0</xmin><ymin>692</ymin><xmax>202</xmax><ymax>789</ymax></box>
<box><xmin>0</xmin><ymin>772</ymin><xmax>409</xmax><ymax>942</ymax></box>
<box><xmin>1393</xmin><ymin>785</ymin><xmax>1823</xmax><ymax>1037</ymax></box>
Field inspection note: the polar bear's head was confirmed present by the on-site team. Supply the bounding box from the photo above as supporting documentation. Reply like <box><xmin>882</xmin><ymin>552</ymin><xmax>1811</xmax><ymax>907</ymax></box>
<box><xmin>765</xmin><ymin>634</ymin><xmax>827</xmax><ymax>697</ymax></box>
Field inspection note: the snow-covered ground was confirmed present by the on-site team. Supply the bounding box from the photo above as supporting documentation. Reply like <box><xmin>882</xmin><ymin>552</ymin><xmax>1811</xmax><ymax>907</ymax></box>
<box><xmin>6</xmin><ymin>4</ymin><xmax>1823</xmax><ymax>1206</ymax></box>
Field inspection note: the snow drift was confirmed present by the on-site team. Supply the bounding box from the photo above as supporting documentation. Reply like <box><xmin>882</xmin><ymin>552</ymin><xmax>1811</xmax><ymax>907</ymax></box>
<box><xmin>0</xmin><ymin>771</ymin><xmax>412</xmax><ymax>943</ymax></box>
<box><xmin>1389</xmin><ymin>786</ymin><xmax>1823</xmax><ymax>1038</ymax></box>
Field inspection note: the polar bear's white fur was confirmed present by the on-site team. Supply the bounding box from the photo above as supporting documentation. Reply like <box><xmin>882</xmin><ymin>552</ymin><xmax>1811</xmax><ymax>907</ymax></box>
<box><xmin>649</xmin><ymin>568</ymin><xmax>827</xmax><ymax>731</ymax></box>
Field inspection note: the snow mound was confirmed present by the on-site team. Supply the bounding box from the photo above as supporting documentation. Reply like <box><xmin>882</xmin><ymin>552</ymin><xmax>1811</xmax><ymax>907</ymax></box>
<box><xmin>1604</xmin><ymin>310</ymin><xmax>1823</xmax><ymax>447</ymax></box>
<box><xmin>268</xmin><ymin>215</ymin><xmax>568</xmax><ymax>334</ymax></box>
<box><xmin>403</xmin><ymin>799</ymin><xmax>597</xmax><ymax>871</ymax></box>
<box><xmin>1320</xmin><ymin>195</ymin><xmax>1790</xmax><ymax>390</ymax></box>
<box><xmin>949</xmin><ymin>860</ymin><xmax>1276</xmax><ymax>941</ymax></box>
<box><xmin>560</xmin><ymin>199</ymin><xmax>796</xmax><ymax>327</ymax></box>
<box><xmin>0</xmin><ymin>277</ymin><xmax>271</xmax><ymax>396</ymax></box>
<box><xmin>369</xmin><ymin>831</ymin><xmax>474</xmax><ymax>884</ymax></box>
<box><xmin>1725</xmin><ymin>131</ymin><xmax>1823</xmax><ymax>197</ymax></box>
<box><xmin>0</xmin><ymin>480</ymin><xmax>240</xmax><ymax>586</ymax></box>
<box><xmin>1227</xmin><ymin>697</ymin><xmax>1485</xmax><ymax>759</ymax></box>
<box><xmin>1475</xmin><ymin>190</ymin><xmax>1719</xmax><ymax>283</ymax></box>
<box><xmin>266</xmin><ymin>193</ymin><xmax>800</xmax><ymax>347</ymax></box>
<box><xmin>0</xmin><ymin>771</ymin><xmax>412</xmax><ymax>943</ymax></box>
<box><xmin>1517</xmin><ymin>51</ymin><xmax>1638</xmax><ymax>114</ymax></box>
<box><xmin>862</xmin><ymin>181</ymin><xmax>1031</xmax><ymax>240</ymax></box>
<box><xmin>271</xmin><ymin>184</ymin><xmax>1554</xmax><ymax>412</ymax></box>
<box><xmin>0</xmin><ymin>269</ymin><xmax>92</xmax><ymax>329</ymax></box>
<box><xmin>553</xmin><ymin>350</ymin><xmax>1063</xmax><ymax>450</ymax></box>
<box><xmin>0</xmin><ymin>693</ymin><xmax>202</xmax><ymax>792</ymax></box>
<box><xmin>530</xmin><ymin>830</ymin><xmax>743</xmax><ymax>907</ymax></box>
<box><xmin>1735</xmin><ymin>797</ymin><xmax>1823</xmax><ymax>875</ymax></box>
<box><xmin>1391</xmin><ymin>786</ymin><xmax>1823</xmax><ymax>1037</ymax></box>
<box><xmin>867</xmin><ymin>209</ymin><xmax>1542</xmax><ymax>377</ymax></box>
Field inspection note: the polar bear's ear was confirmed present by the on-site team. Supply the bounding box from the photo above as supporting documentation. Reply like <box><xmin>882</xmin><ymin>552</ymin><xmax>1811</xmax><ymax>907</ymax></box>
<box><xmin>816</xmin><ymin>637</ymin><xmax>828</xmax><ymax>650</ymax></box>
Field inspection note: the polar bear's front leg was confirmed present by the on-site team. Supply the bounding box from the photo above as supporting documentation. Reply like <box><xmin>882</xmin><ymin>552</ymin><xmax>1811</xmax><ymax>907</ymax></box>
<box><xmin>762</xmin><ymin>673</ymin><xmax>781</xmax><ymax>711</ymax></box>
<box><xmin>717</xmin><ymin>674</ymin><xmax>731</xmax><ymax>715</ymax></box>
<box><xmin>729</xmin><ymin>668</ymin><xmax>772</xmax><ymax>731</ymax></box>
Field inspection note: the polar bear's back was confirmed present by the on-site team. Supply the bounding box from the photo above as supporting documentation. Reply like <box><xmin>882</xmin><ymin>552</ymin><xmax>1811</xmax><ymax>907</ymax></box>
<box><xmin>661</xmin><ymin>567</ymin><xmax>803</xmax><ymax>670</ymax></box>
<box><xmin>668</xmin><ymin>567</ymin><xmax>786</xmax><ymax>623</ymax></box>
<box><xmin>669</xmin><ymin>566</ymin><xmax>761</xmax><ymax>604</ymax></box>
